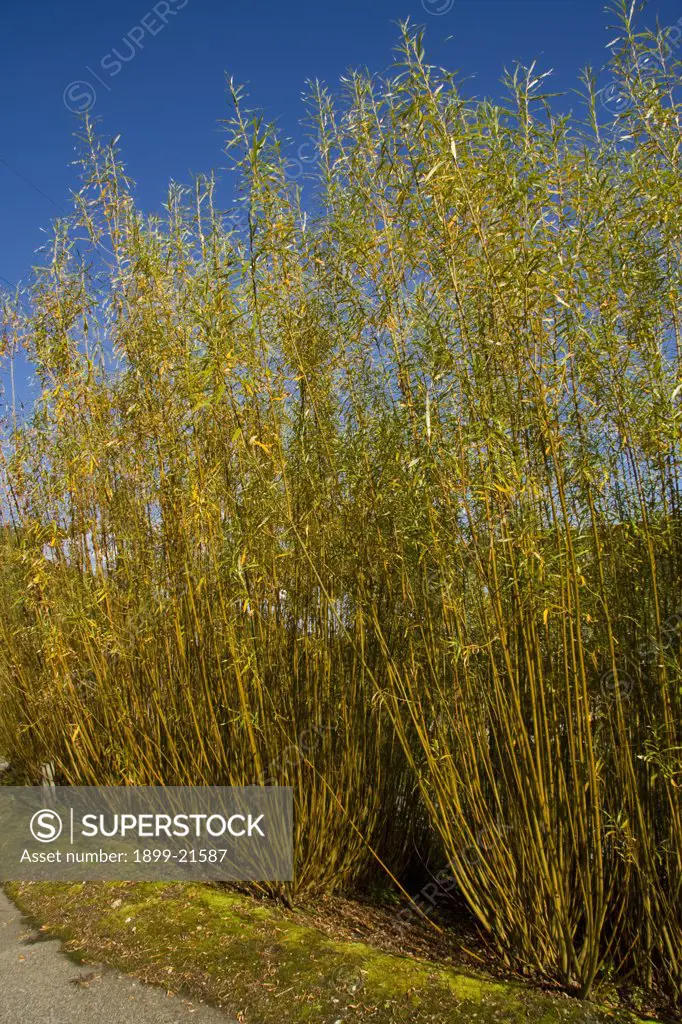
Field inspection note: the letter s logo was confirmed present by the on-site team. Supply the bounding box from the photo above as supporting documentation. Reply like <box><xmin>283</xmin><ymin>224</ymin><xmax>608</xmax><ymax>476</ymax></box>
<box><xmin>30</xmin><ymin>809</ymin><xmax>63</xmax><ymax>843</ymax></box>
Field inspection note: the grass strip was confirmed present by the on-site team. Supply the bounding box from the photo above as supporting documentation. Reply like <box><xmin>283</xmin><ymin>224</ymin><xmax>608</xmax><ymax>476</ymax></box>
<box><xmin>3</xmin><ymin>881</ymin><xmax>665</xmax><ymax>1024</ymax></box>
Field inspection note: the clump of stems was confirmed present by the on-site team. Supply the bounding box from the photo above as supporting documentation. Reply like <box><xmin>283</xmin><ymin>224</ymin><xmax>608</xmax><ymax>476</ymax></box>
<box><xmin>1</xmin><ymin>2</ymin><xmax>680</xmax><ymax>1012</ymax></box>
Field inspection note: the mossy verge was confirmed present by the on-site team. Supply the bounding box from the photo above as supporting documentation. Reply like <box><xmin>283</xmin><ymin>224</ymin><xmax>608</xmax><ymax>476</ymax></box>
<box><xmin>3</xmin><ymin>881</ymin><xmax>663</xmax><ymax>1024</ymax></box>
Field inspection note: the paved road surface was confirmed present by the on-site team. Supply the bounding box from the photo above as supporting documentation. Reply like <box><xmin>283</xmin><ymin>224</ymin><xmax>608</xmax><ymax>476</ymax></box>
<box><xmin>0</xmin><ymin>891</ymin><xmax>236</xmax><ymax>1024</ymax></box>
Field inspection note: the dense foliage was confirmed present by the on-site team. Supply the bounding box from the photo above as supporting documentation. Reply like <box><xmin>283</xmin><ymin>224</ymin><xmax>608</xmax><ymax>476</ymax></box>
<box><xmin>1</xmin><ymin>3</ymin><xmax>680</xmax><ymax>1012</ymax></box>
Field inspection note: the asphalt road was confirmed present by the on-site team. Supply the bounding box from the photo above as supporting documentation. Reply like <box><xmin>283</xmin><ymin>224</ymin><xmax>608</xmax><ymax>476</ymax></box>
<box><xmin>0</xmin><ymin>890</ymin><xmax>236</xmax><ymax>1024</ymax></box>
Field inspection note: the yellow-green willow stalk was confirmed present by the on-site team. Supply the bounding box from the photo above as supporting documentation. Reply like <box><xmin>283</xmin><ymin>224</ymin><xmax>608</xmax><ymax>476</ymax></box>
<box><xmin>0</xmin><ymin>3</ymin><xmax>680</xmax><ymax>1011</ymax></box>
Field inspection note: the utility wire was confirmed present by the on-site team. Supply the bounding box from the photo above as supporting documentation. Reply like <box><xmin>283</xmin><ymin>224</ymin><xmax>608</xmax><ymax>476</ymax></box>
<box><xmin>0</xmin><ymin>156</ymin><xmax>69</xmax><ymax>214</ymax></box>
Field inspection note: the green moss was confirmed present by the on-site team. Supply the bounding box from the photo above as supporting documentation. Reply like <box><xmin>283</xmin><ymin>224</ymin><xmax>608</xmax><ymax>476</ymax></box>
<box><xmin>4</xmin><ymin>882</ymin><xmax>664</xmax><ymax>1024</ymax></box>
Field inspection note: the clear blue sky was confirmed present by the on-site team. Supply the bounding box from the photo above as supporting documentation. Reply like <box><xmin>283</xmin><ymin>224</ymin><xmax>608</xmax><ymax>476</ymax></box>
<box><xmin>1</xmin><ymin>0</ymin><xmax>680</xmax><ymax>402</ymax></box>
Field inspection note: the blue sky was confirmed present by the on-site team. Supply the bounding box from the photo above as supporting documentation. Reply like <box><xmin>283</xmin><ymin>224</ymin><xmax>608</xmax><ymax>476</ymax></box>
<box><xmin>1</xmin><ymin>0</ymin><xmax>680</xmax><ymax>404</ymax></box>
